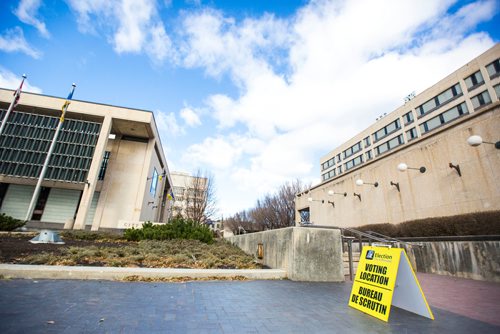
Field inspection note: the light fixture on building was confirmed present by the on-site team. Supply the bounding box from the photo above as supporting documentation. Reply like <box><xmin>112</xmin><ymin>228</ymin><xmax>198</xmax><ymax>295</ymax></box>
<box><xmin>390</xmin><ymin>181</ymin><xmax>400</xmax><ymax>192</ymax></box>
<box><xmin>449</xmin><ymin>162</ymin><xmax>461</xmax><ymax>177</ymax></box>
<box><xmin>308</xmin><ymin>197</ymin><xmax>324</xmax><ymax>203</ymax></box>
<box><xmin>327</xmin><ymin>200</ymin><xmax>335</xmax><ymax>208</ymax></box>
<box><xmin>353</xmin><ymin>193</ymin><xmax>361</xmax><ymax>201</ymax></box>
<box><xmin>467</xmin><ymin>135</ymin><xmax>500</xmax><ymax>149</ymax></box>
<box><xmin>327</xmin><ymin>190</ymin><xmax>347</xmax><ymax>197</ymax></box>
<box><xmin>355</xmin><ymin>179</ymin><xmax>379</xmax><ymax>187</ymax></box>
<box><xmin>397</xmin><ymin>163</ymin><xmax>426</xmax><ymax>173</ymax></box>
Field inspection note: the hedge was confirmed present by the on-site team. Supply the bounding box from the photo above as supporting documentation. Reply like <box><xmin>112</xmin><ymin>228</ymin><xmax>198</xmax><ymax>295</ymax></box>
<box><xmin>0</xmin><ymin>213</ymin><xmax>25</xmax><ymax>231</ymax></box>
<box><xmin>352</xmin><ymin>210</ymin><xmax>500</xmax><ymax>238</ymax></box>
<box><xmin>124</xmin><ymin>218</ymin><xmax>214</xmax><ymax>244</ymax></box>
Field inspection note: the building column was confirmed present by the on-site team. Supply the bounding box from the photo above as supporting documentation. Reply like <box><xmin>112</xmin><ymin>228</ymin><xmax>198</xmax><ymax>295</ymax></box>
<box><xmin>73</xmin><ymin>116</ymin><xmax>112</xmax><ymax>230</ymax></box>
<box><xmin>132</xmin><ymin>138</ymin><xmax>155</xmax><ymax>222</ymax></box>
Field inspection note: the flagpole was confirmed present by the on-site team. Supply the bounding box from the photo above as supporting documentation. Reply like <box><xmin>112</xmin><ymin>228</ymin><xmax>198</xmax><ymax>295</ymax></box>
<box><xmin>25</xmin><ymin>83</ymin><xmax>76</xmax><ymax>222</ymax></box>
<box><xmin>0</xmin><ymin>74</ymin><xmax>26</xmax><ymax>137</ymax></box>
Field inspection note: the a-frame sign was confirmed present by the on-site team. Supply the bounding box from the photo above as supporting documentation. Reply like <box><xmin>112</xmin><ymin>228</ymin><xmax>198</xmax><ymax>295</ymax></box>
<box><xmin>348</xmin><ymin>246</ymin><xmax>434</xmax><ymax>322</ymax></box>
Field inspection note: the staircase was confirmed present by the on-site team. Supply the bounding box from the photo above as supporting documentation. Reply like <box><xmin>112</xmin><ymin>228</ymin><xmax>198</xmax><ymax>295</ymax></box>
<box><xmin>343</xmin><ymin>250</ymin><xmax>360</xmax><ymax>277</ymax></box>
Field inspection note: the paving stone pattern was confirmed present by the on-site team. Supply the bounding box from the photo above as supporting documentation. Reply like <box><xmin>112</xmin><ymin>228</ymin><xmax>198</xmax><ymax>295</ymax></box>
<box><xmin>0</xmin><ymin>279</ymin><xmax>498</xmax><ymax>333</ymax></box>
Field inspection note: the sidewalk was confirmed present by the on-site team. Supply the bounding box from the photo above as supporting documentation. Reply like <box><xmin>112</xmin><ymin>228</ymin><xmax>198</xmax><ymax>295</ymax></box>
<box><xmin>0</xmin><ymin>272</ymin><xmax>499</xmax><ymax>333</ymax></box>
<box><xmin>417</xmin><ymin>272</ymin><xmax>500</xmax><ymax>327</ymax></box>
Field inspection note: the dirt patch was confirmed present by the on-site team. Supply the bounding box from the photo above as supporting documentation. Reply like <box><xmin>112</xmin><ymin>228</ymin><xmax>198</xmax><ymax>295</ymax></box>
<box><xmin>0</xmin><ymin>234</ymin><xmax>123</xmax><ymax>264</ymax></box>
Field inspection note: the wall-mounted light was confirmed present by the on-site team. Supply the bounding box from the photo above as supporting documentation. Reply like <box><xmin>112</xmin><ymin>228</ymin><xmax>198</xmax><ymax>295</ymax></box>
<box><xmin>353</xmin><ymin>193</ymin><xmax>361</xmax><ymax>201</ymax></box>
<box><xmin>356</xmin><ymin>179</ymin><xmax>379</xmax><ymax>187</ymax></box>
<box><xmin>308</xmin><ymin>197</ymin><xmax>324</xmax><ymax>203</ymax></box>
<box><xmin>467</xmin><ymin>135</ymin><xmax>500</xmax><ymax>149</ymax></box>
<box><xmin>397</xmin><ymin>163</ymin><xmax>426</xmax><ymax>173</ymax></box>
<box><xmin>327</xmin><ymin>200</ymin><xmax>335</xmax><ymax>208</ymax></box>
<box><xmin>327</xmin><ymin>190</ymin><xmax>347</xmax><ymax>197</ymax></box>
<box><xmin>390</xmin><ymin>181</ymin><xmax>400</xmax><ymax>192</ymax></box>
<box><xmin>449</xmin><ymin>162</ymin><xmax>461</xmax><ymax>177</ymax></box>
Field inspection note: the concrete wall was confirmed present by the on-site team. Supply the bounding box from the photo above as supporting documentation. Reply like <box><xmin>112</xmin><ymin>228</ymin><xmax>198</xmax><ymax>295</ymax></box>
<box><xmin>404</xmin><ymin>241</ymin><xmax>500</xmax><ymax>283</ymax></box>
<box><xmin>227</xmin><ymin>227</ymin><xmax>344</xmax><ymax>282</ymax></box>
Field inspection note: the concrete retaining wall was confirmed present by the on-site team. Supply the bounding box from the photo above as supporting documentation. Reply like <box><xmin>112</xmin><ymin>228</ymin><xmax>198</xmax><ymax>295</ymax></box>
<box><xmin>227</xmin><ymin>227</ymin><xmax>343</xmax><ymax>282</ymax></box>
<box><xmin>404</xmin><ymin>241</ymin><xmax>500</xmax><ymax>283</ymax></box>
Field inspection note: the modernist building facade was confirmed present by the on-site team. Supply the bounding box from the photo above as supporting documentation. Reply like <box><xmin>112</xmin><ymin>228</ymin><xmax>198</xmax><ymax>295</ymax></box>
<box><xmin>296</xmin><ymin>44</ymin><xmax>500</xmax><ymax>227</ymax></box>
<box><xmin>0</xmin><ymin>90</ymin><xmax>173</xmax><ymax>231</ymax></box>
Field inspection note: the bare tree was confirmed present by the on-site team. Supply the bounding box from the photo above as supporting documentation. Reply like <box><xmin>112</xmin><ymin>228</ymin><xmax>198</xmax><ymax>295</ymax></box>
<box><xmin>226</xmin><ymin>179</ymin><xmax>309</xmax><ymax>231</ymax></box>
<box><xmin>184</xmin><ymin>169</ymin><xmax>217</xmax><ymax>224</ymax></box>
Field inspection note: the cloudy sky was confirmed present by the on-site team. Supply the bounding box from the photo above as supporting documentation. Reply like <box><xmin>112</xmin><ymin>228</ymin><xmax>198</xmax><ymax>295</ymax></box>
<box><xmin>0</xmin><ymin>0</ymin><xmax>499</xmax><ymax>217</ymax></box>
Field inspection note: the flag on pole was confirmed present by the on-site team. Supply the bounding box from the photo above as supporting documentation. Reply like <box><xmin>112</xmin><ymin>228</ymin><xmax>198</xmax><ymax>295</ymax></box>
<box><xmin>60</xmin><ymin>84</ymin><xmax>76</xmax><ymax>122</ymax></box>
<box><xmin>12</xmin><ymin>74</ymin><xmax>26</xmax><ymax>108</ymax></box>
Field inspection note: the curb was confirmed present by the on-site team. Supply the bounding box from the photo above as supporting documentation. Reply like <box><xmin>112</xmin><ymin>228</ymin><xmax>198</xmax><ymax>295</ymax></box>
<box><xmin>0</xmin><ymin>264</ymin><xmax>287</xmax><ymax>281</ymax></box>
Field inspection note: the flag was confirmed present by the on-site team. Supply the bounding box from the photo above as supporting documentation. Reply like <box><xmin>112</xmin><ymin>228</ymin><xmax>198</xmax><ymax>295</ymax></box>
<box><xmin>60</xmin><ymin>84</ymin><xmax>76</xmax><ymax>122</ymax></box>
<box><xmin>12</xmin><ymin>75</ymin><xmax>26</xmax><ymax>108</ymax></box>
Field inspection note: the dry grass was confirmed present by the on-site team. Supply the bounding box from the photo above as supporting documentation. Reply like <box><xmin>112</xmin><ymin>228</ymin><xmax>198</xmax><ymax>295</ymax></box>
<box><xmin>122</xmin><ymin>275</ymin><xmax>249</xmax><ymax>282</ymax></box>
<box><xmin>19</xmin><ymin>239</ymin><xmax>262</xmax><ymax>269</ymax></box>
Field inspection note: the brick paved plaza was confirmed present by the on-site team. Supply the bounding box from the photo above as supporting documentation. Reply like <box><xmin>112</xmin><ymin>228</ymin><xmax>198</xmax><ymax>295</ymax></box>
<box><xmin>1</xmin><ymin>273</ymin><xmax>499</xmax><ymax>333</ymax></box>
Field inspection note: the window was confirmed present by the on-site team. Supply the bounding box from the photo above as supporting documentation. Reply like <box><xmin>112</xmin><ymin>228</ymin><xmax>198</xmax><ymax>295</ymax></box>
<box><xmin>337</xmin><ymin>166</ymin><xmax>342</xmax><ymax>175</ymax></box>
<box><xmin>494</xmin><ymin>84</ymin><xmax>500</xmax><ymax>99</ymax></box>
<box><xmin>471</xmin><ymin>90</ymin><xmax>492</xmax><ymax>110</ymax></box>
<box><xmin>406</xmin><ymin>128</ymin><xmax>418</xmax><ymax>141</ymax></box>
<box><xmin>416</xmin><ymin>83</ymin><xmax>462</xmax><ymax>116</ymax></box>
<box><xmin>344</xmin><ymin>154</ymin><xmax>363</xmax><ymax>171</ymax></box>
<box><xmin>363</xmin><ymin>136</ymin><xmax>371</xmax><ymax>148</ymax></box>
<box><xmin>486</xmin><ymin>58</ymin><xmax>500</xmax><ymax>78</ymax></box>
<box><xmin>403</xmin><ymin>111</ymin><xmax>414</xmax><ymax>125</ymax></box>
<box><xmin>375</xmin><ymin>134</ymin><xmax>404</xmax><ymax>156</ymax></box>
<box><xmin>321</xmin><ymin>157</ymin><xmax>335</xmax><ymax>171</ymax></box>
<box><xmin>373</xmin><ymin>119</ymin><xmax>401</xmax><ymax>142</ymax></box>
<box><xmin>464</xmin><ymin>70</ymin><xmax>484</xmax><ymax>90</ymax></box>
<box><xmin>299</xmin><ymin>208</ymin><xmax>310</xmax><ymax>224</ymax></box>
<box><xmin>336</xmin><ymin>153</ymin><xmax>341</xmax><ymax>163</ymax></box>
<box><xmin>98</xmin><ymin>151</ymin><xmax>111</xmax><ymax>180</ymax></box>
<box><xmin>419</xmin><ymin>102</ymin><xmax>468</xmax><ymax>134</ymax></box>
<box><xmin>322</xmin><ymin>168</ymin><xmax>337</xmax><ymax>181</ymax></box>
<box><xmin>150</xmin><ymin>168</ymin><xmax>158</xmax><ymax>197</ymax></box>
<box><xmin>343</xmin><ymin>141</ymin><xmax>362</xmax><ymax>159</ymax></box>
<box><xmin>365</xmin><ymin>150</ymin><xmax>372</xmax><ymax>161</ymax></box>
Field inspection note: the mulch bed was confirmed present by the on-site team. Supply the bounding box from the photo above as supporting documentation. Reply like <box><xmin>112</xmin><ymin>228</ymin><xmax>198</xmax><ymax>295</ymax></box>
<box><xmin>0</xmin><ymin>234</ymin><xmax>123</xmax><ymax>264</ymax></box>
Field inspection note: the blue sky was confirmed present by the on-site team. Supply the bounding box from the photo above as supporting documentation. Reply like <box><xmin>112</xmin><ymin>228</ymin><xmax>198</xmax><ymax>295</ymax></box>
<box><xmin>0</xmin><ymin>0</ymin><xmax>499</xmax><ymax>218</ymax></box>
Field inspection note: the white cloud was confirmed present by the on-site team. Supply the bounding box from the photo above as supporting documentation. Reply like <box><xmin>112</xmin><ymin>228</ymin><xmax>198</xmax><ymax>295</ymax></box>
<box><xmin>180</xmin><ymin>106</ymin><xmax>201</xmax><ymax>127</ymax></box>
<box><xmin>0</xmin><ymin>67</ymin><xmax>43</xmax><ymax>93</ymax></box>
<box><xmin>176</xmin><ymin>0</ymin><xmax>497</xmax><ymax>216</ymax></box>
<box><xmin>155</xmin><ymin>110</ymin><xmax>184</xmax><ymax>136</ymax></box>
<box><xmin>182</xmin><ymin>136</ymin><xmax>243</xmax><ymax>170</ymax></box>
<box><xmin>67</xmin><ymin>0</ymin><xmax>176</xmax><ymax>62</ymax></box>
<box><xmin>14</xmin><ymin>0</ymin><xmax>50</xmax><ymax>38</ymax></box>
<box><xmin>0</xmin><ymin>27</ymin><xmax>41</xmax><ymax>59</ymax></box>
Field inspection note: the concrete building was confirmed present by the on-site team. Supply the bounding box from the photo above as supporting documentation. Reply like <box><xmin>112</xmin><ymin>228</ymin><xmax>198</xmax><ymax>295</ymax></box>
<box><xmin>296</xmin><ymin>44</ymin><xmax>500</xmax><ymax>228</ymax></box>
<box><xmin>0</xmin><ymin>90</ymin><xmax>173</xmax><ymax>231</ymax></box>
<box><xmin>170</xmin><ymin>171</ymin><xmax>208</xmax><ymax>220</ymax></box>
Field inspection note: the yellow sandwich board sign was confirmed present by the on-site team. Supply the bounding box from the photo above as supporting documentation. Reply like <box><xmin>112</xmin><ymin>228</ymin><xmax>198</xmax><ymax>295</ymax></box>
<box><xmin>348</xmin><ymin>246</ymin><xmax>434</xmax><ymax>322</ymax></box>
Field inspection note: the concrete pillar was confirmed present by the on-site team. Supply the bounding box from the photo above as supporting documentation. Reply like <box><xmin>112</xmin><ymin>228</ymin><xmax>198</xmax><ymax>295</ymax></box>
<box><xmin>73</xmin><ymin>116</ymin><xmax>112</xmax><ymax>230</ymax></box>
<box><xmin>132</xmin><ymin>138</ymin><xmax>155</xmax><ymax>221</ymax></box>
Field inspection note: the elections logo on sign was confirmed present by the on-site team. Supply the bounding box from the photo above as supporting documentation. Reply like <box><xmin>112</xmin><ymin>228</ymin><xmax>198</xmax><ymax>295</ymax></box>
<box><xmin>365</xmin><ymin>250</ymin><xmax>375</xmax><ymax>260</ymax></box>
<box><xmin>348</xmin><ymin>246</ymin><xmax>434</xmax><ymax>322</ymax></box>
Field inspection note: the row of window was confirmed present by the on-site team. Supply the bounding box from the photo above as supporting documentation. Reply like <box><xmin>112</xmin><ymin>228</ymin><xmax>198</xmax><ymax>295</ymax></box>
<box><xmin>321</xmin><ymin>157</ymin><xmax>335</xmax><ymax>171</ymax></box>
<box><xmin>373</xmin><ymin>119</ymin><xmax>401</xmax><ymax>142</ymax></box>
<box><xmin>343</xmin><ymin>141</ymin><xmax>362</xmax><ymax>159</ymax></box>
<box><xmin>344</xmin><ymin>154</ymin><xmax>363</xmax><ymax>171</ymax></box>
<box><xmin>0</xmin><ymin>110</ymin><xmax>102</xmax><ymax>134</ymax></box>
<box><xmin>417</xmin><ymin>83</ymin><xmax>462</xmax><ymax>117</ymax></box>
<box><xmin>320</xmin><ymin>58</ymin><xmax>499</xmax><ymax>183</ymax></box>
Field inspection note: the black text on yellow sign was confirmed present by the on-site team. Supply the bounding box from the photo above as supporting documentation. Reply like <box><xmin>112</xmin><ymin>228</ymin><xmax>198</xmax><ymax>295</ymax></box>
<box><xmin>348</xmin><ymin>246</ymin><xmax>434</xmax><ymax>322</ymax></box>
